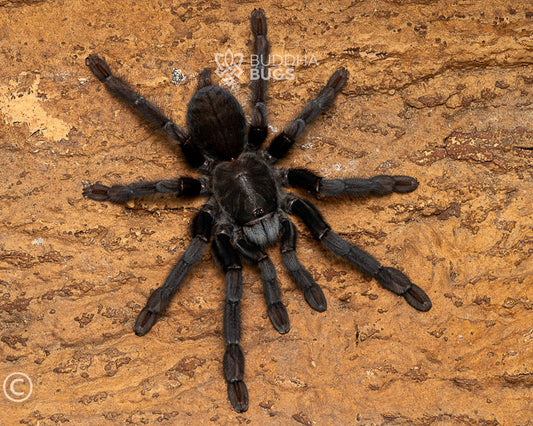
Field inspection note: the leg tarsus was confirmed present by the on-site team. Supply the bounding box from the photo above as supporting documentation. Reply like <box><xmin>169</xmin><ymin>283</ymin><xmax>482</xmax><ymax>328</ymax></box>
<box><xmin>227</xmin><ymin>381</ymin><xmax>249</xmax><ymax>413</ymax></box>
<box><xmin>267</xmin><ymin>301</ymin><xmax>290</xmax><ymax>334</ymax></box>
<box><xmin>251</xmin><ymin>8</ymin><xmax>267</xmax><ymax>35</ymax></box>
<box><xmin>404</xmin><ymin>284</ymin><xmax>432</xmax><ymax>311</ymax></box>
<box><xmin>303</xmin><ymin>285</ymin><xmax>327</xmax><ymax>312</ymax></box>
<box><xmin>83</xmin><ymin>183</ymin><xmax>140</xmax><ymax>203</ymax></box>
<box><xmin>376</xmin><ymin>267</ymin><xmax>431</xmax><ymax>311</ymax></box>
<box><xmin>83</xmin><ymin>183</ymin><xmax>114</xmax><ymax>202</ymax></box>
<box><xmin>327</xmin><ymin>67</ymin><xmax>349</xmax><ymax>92</ymax></box>
<box><xmin>134</xmin><ymin>307</ymin><xmax>158</xmax><ymax>335</ymax></box>
<box><xmin>259</xmin><ymin>258</ymin><xmax>290</xmax><ymax>334</ymax></box>
<box><xmin>86</xmin><ymin>54</ymin><xmax>112</xmax><ymax>81</ymax></box>
<box><xmin>370</xmin><ymin>175</ymin><xmax>418</xmax><ymax>194</ymax></box>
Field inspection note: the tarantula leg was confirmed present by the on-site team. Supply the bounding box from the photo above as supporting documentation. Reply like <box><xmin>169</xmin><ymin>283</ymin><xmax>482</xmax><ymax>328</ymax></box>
<box><xmin>134</xmin><ymin>205</ymin><xmax>214</xmax><ymax>335</ymax></box>
<box><xmin>83</xmin><ymin>177</ymin><xmax>203</xmax><ymax>203</ymax></box>
<box><xmin>283</xmin><ymin>168</ymin><xmax>419</xmax><ymax>196</ymax></box>
<box><xmin>266</xmin><ymin>68</ymin><xmax>348</xmax><ymax>161</ymax></box>
<box><xmin>248</xmin><ymin>8</ymin><xmax>269</xmax><ymax>149</ymax></box>
<box><xmin>279</xmin><ymin>214</ymin><xmax>327</xmax><ymax>311</ymax></box>
<box><xmin>197</xmin><ymin>67</ymin><xmax>212</xmax><ymax>90</ymax></box>
<box><xmin>85</xmin><ymin>54</ymin><xmax>206</xmax><ymax>169</ymax></box>
<box><xmin>212</xmin><ymin>232</ymin><xmax>249</xmax><ymax>412</ymax></box>
<box><xmin>283</xmin><ymin>195</ymin><xmax>432</xmax><ymax>311</ymax></box>
<box><xmin>235</xmin><ymin>238</ymin><xmax>290</xmax><ymax>334</ymax></box>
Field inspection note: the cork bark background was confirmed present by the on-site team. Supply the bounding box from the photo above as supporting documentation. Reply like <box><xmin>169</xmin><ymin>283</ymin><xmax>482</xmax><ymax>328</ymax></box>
<box><xmin>1</xmin><ymin>0</ymin><xmax>532</xmax><ymax>424</ymax></box>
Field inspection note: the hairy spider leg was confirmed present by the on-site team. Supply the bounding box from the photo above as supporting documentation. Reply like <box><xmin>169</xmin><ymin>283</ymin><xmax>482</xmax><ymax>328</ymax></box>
<box><xmin>279</xmin><ymin>213</ymin><xmax>327</xmax><ymax>311</ymax></box>
<box><xmin>266</xmin><ymin>67</ymin><xmax>349</xmax><ymax>161</ymax></box>
<box><xmin>134</xmin><ymin>203</ymin><xmax>215</xmax><ymax>335</ymax></box>
<box><xmin>212</xmin><ymin>231</ymin><xmax>249</xmax><ymax>412</ymax></box>
<box><xmin>85</xmin><ymin>54</ymin><xmax>206</xmax><ymax>169</ymax></box>
<box><xmin>283</xmin><ymin>168</ymin><xmax>420</xmax><ymax>196</ymax></box>
<box><xmin>234</xmin><ymin>238</ymin><xmax>290</xmax><ymax>334</ymax></box>
<box><xmin>283</xmin><ymin>194</ymin><xmax>432</xmax><ymax>311</ymax></box>
<box><xmin>83</xmin><ymin>177</ymin><xmax>204</xmax><ymax>203</ymax></box>
<box><xmin>247</xmin><ymin>8</ymin><xmax>270</xmax><ymax>149</ymax></box>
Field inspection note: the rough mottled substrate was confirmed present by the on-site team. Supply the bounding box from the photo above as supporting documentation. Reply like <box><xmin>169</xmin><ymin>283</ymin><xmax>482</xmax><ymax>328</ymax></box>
<box><xmin>0</xmin><ymin>1</ymin><xmax>531</xmax><ymax>424</ymax></box>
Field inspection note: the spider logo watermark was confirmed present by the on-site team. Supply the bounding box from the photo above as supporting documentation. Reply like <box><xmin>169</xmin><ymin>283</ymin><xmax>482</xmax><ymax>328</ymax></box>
<box><xmin>214</xmin><ymin>48</ymin><xmax>318</xmax><ymax>84</ymax></box>
<box><xmin>3</xmin><ymin>372</ymin><xmax>33</xmax><ymax>402</ymax></box>
<box><xmin>214</xmin><ymin>49</ymin><xmax>245</xmax><ymax>82</ymax></box>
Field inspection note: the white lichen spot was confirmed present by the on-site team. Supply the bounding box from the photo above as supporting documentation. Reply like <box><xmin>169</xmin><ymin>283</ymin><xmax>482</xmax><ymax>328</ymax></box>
<box><xmin>171</xmin><ymin>68</ymin><xmax>185</xmax><ymax>86</ymax></box>
<box><xmin>31</xmin><ymin>237</ymin><xmax>44</xmax><ymax>246</ymax></box>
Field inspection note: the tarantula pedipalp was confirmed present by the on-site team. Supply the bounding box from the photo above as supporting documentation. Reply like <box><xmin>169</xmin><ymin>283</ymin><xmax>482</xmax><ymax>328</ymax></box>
<box><xmin>83</xmin><ymin>9</ymin><xmax>432</xmax><ymax>413</ymax></box>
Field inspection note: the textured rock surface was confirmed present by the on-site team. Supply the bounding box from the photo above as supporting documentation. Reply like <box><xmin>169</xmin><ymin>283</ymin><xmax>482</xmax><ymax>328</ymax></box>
<box><xmin>1</xmin><ymin>1</ymin><xmax>532</xmax><ymax>424</ymax></box>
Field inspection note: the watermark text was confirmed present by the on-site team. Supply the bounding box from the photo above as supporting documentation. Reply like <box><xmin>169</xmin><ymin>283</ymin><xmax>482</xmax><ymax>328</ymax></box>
<box><xmin>214</xmin><ymin>49</ymin><xmax>318</xmax><ymax>83</ymax></box>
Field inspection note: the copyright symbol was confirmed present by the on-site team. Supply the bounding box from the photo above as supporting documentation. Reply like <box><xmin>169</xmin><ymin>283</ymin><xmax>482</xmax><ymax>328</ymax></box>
<box><xmin>3</xmin><ymin>372</ymin><xmax>33</xmax><ymax>402</ymax></box>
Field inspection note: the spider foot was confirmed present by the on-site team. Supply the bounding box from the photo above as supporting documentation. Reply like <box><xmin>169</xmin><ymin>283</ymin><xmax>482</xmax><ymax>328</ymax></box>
<box><xmin>376</xmin><ymin>267</ymin><xmax>432</xmax><ymax>311</ymax></box>
<box><xmin>134</xmin><ymin>288</ymin><xmax>169</xmax><ymax>335</ymax></box>
<box><xmin>327</xmin><ymin>67</ymin><xmax>349</xmax><ymax>92</ymax></box>
<box><xmin>83</xmin><ymin>183</ymin><xmax>133</xmax><ymax>203</ymax></box>
<box><xmin>268</xmin><ymin>301</ymin><xmax>290</xmax><ymax>334</ymax></box>
<box><xmin>86</xmin><ymin>54</ymin><xmax>112</xmax><ymax>82</ymax></box>
<box><xmin>403</xmin><ymin>283</ymin><xmax>432</xmax><ymax>312</ymax></box>
<box><xmin>371</xmin><ymin>175</ymin><xmax>419</xmax><ymax>194</ymax></box>
<box><xmin>134</xmin><ymin>307</ymin><xmax>158</xmax><ymax>335</ymax></box>
<box><xmin>83</xmin><ymin>183</ymin><xmax>112</xmax><ymax>201</ymax></box>
<box><xmin>304</xmin><ymin>285</ymin><xmax>327</xmax><ymax>312</ymax></box>
<box><xmin>251</xmin><ymin>8</ymin><xmax>266</xmax><ymax>36</ymax></box>
<box><xmin>227</xmin><ymin>381</ymin><xmax>249</xmax><ymax>412</ymax></box>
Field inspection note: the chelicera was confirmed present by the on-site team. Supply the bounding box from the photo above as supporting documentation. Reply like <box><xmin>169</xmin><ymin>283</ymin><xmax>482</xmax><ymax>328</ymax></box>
<box><xmin>83</xmin><ymin>9</ymin><xmax>432</xmax><ymax>412</ymax></box>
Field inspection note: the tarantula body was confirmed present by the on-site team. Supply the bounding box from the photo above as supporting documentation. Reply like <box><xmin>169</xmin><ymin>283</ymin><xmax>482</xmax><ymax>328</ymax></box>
<box><xmin>83</xmin><ymin>9</ymin><xmax>432</xmax><ymax>413</ymax></box>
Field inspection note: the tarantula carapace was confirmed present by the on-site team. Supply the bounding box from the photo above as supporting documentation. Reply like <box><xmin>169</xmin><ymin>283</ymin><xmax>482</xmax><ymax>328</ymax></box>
<box><xmin>83</xmin><ymin>9</ymin><xmax>432</xmax><ymax>412</ymax></box>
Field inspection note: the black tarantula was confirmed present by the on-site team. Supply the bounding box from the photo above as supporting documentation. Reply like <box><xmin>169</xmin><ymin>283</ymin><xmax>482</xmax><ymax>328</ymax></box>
<box><xmin>83</xmin><ymin>9</ymin><xmax>432</xmax><ymax>412</ymax></box>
